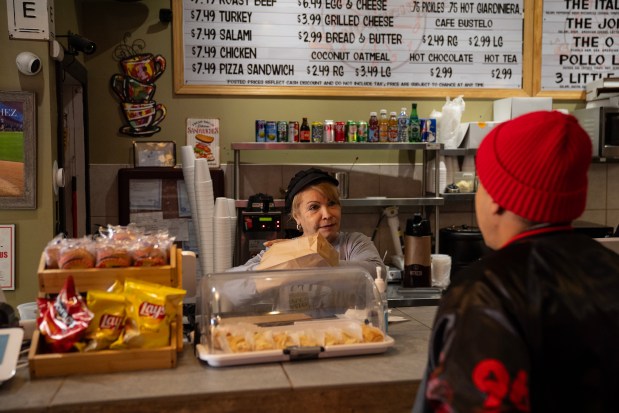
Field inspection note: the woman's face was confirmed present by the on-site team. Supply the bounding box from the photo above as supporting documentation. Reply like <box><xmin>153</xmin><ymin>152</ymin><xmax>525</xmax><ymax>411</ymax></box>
<box><xmin>293</xmin><ymin>186</ymin><xmax>341</xmax><ymax>243</ymax></box>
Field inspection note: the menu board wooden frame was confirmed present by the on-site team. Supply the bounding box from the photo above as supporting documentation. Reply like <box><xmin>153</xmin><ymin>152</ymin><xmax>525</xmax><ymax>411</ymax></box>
<box><xmin>533</xmin><ymin>0</ymin><xmax>617</xmax><ymax>101</ymax></box>
<box><xmin>172</xmin><ymin>0</ymin><xmax>534</xmax><ymax>98</ymax></box>
<box><xmin>533</xmin><ymin>0</ymin><xmax>584</xmax><ymax>100</ymax></box>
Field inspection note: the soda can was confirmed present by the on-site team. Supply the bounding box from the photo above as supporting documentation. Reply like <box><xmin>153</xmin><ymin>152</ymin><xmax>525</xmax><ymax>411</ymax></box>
<box><xmin>420</xmin><ymin>118</ymin><xmax>437</xmax><ymax>142</ymax></box>
<box><xmin>357</xmin><ymin>121</ymin><xmax>368</xmax><ymax>142</ymax></box>
<box><xmin>277</xmin><ymin>120</ymin><xmax>288</xmax><ymax>142</ymax></box>
<box><xmin>346</xmin><ymin>120</ymin><xmax>358</xmax><ymax>142</ymax></box>
<box><xmin>255</xmin><ymin>120</ymin><xmax>266</xmax><ymax>142</ymax></box>
<box><xmin>265</xmin><ymin>121</ymin><xmax>277</xmax><ymax>141</ymax></box>
<box><xmin>311</xmin><ymin>121</ymin><xmax>323</xmax><ymax>142</ymax></box>
<box><xmin>335</xmin><ymin>121</ymin><xmax>346</xmax><ymax>142</ymax></box>
<box><xmin>288</xmin><ymin>121</ymin><xmax>299</xmax><ymax>142</ymax></box>
<box><xmin>324</xmin><ymin>120</ymin><xmax>334</xmax><ymax>143</ymax></box>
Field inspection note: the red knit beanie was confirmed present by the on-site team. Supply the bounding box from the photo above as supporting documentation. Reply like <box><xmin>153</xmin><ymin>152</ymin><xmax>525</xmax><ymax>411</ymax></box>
<box><xmin>476</xmin><ymin>110</ymin><xmax>592</xmax><ymax>223</ymax></box>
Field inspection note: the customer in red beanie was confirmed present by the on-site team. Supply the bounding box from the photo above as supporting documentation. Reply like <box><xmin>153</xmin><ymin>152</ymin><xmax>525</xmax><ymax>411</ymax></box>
<box><xmin>413</xmin><ymin>111</ymin><xmax>619</xmax><ymax>413</ymax></box>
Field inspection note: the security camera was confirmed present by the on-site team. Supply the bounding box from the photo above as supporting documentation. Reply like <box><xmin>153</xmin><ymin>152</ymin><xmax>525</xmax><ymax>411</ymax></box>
<box><xmin>68</xmin><ymin>33</ymin><xmax>97</xmax><ymax>55</ymax></box>
<box><xmin>16</xmin><ymin>52</ymin><xmax>42</xmax><ymax>76</ymax></box>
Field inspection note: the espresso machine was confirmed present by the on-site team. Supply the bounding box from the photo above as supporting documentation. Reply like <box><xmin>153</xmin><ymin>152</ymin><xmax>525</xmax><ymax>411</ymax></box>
<box><xmin>237</xmin><ymin>193</ymin><xmax>283</xmax><ymax>265</ymax></box>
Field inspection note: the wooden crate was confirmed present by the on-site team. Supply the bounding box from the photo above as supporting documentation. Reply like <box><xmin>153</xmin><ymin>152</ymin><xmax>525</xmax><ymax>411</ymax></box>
<box><xmin>29</xmin><ymin>246</ymin><xmax>185</xmax><ymax>379</ymax></box>
<box><xmin>37</xmin><ymin>245</ymin><xmax>180</xmax><ymax>293</ymax></box>
<box><xmin>28</xmin><ymin>323</ymin><xmax>178</xmax><ymax>379</ymax></box>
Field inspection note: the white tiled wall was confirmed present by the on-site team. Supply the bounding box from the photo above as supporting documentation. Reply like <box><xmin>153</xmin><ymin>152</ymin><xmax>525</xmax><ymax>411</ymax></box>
<box><xmin>90</xmin><ymin>160</ymin><xmax>619</xmax><ymax>266</ymax></box>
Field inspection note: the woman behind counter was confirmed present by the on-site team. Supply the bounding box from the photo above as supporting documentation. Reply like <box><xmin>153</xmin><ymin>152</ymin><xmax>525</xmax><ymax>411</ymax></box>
<box><xmin>229</xmin><ymin>167</ymin><xmax>387</xmax><ymax>278</ymax></box>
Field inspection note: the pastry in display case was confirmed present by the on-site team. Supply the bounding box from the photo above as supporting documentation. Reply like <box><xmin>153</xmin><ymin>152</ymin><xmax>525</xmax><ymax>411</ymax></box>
<box><xmin>195</xmin><ymin>267</ymin><xmax>393</xmax><ymax>367</ymax></box>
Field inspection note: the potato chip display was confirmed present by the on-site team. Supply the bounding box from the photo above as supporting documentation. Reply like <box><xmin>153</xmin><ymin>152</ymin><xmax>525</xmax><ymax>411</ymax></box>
<box><xmin>111</xmin><ymin>279</ymin><xmax>185</xmax><ymax>349</ymax></box>
<box><xmin>37</xmin><ymin>275</ymin><xmax>94</xmax><ymax>353</ymax></box>
<box><xmin>84</xmin><ymin>290</ymin><xmax>126</xmax><ymax>351</ymax></box>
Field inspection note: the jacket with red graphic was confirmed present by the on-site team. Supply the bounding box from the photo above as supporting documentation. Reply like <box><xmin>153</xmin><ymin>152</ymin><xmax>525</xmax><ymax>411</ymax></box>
<box><xmin>413</xmin><ymin>228</ymin><xmax>619</xmax><ymax>413</ymax></box>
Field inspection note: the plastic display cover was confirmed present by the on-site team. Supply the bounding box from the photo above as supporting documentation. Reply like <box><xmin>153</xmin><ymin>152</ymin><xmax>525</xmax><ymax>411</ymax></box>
<box><xmin>195</xmin><ymin>267</ymin><xmax>391</xmax><ymax>366</ymax></box>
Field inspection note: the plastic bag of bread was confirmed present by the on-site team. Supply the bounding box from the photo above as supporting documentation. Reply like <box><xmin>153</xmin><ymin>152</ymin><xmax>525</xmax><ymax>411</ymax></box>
<box><xmin>44</xmin><ymin>233</ymin><xmax>66</xmax><ymax>269</ymax></box>
<box><xmin>58</xmin><ymin>237</ymin><xmax>96</xmax><ymax>269</ymax></box>
<box><xmin>130</xmin><ymin>234</ymin><xmax>175</xmax><ymax>267</ymax></box>
<box><xmin>95</xmin><ymin>238</ymin><xmax>132</xmax><ymax>268</ymax></box>
<box><xmin>99</xmin><ymin>223</ymin><xmax>144</xmax><ymax>241</ymax></box>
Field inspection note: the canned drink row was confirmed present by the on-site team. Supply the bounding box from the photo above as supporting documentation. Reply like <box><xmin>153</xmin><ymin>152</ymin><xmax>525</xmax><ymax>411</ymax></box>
<box><xmin>256</xmin><ymin>120</ymin><xmax>299</xmax><ymax>142</ymax></box>
<box><xmin>255</xmin><ymin>119</ymin><xmax>431</xmax><ymax>143</ymax></box>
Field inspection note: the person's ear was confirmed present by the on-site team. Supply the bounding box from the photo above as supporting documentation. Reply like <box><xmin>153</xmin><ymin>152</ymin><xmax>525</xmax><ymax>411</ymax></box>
<box><xmin>492</xmin><ymin>201</ymin><xmax>506</xmax><ymax>216</ymax></box>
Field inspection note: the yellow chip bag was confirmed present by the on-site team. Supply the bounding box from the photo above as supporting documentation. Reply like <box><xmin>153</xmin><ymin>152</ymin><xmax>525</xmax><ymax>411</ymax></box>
<box><xmin>84</xmin><ymin>290</ymin><xmax>126</xmax><ymax>351</ymax></box>
<box><xmin>111</xmin><ymin>279</ymin><xmax>185</xmax><ymax>349</ymax></box>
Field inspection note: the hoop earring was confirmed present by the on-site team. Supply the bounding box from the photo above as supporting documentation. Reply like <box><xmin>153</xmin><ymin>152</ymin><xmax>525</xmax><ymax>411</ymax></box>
<box><xmin>296</xmin><ymin>223</ymin><xmax>302</xmax><ymax>231</ymax></box>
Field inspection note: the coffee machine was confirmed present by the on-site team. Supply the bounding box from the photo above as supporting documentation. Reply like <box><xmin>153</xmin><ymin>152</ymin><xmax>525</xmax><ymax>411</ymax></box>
<box><xmin>237</xmin><ymin>193</ymin><xmax>283</xmax><ymax>265</ymax></box>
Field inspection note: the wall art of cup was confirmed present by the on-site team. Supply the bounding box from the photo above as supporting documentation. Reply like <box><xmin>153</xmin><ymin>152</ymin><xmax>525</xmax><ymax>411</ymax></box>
<box><xmin>122</xmin><ymin>101</ymin><xmax>167</xmax><ymax>131</ymax></box>
<box><xmin>120</xmin><ymin>53</ymin><xmax>166</xmax><ymax>83</ymax></box>
<box><xmin>111</xmin><ymin>74</ymin><xmax>156</xmax><ymax>103</ymax></box>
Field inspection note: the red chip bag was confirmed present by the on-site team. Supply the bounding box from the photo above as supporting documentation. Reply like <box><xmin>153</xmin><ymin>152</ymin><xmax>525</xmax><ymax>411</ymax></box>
<box><xmin>37</xmin><ymin>275</ymin><xmax>94</xmax><ymax>353</ymax></box>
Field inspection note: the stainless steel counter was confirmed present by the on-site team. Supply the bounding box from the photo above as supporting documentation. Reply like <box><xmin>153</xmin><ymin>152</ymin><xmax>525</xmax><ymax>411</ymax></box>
<box><xmin>0</xmin><ymin>306</ymin><xmax>437</xmax><ymax>413</ymax></box>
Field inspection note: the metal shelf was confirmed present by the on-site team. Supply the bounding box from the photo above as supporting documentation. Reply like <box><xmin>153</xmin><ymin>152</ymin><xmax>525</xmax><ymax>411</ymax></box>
<box><xmin>235</xmin><ymin>197</ymin><xmax>444</xmax><ymax>209</ymax></box>
<box><xmin>232</xmin><ymin>140</ymin><xmax>445</xmax><ymax>251</ymax></box>
<box><xmin>231</xmin><ymin>142</ymin><xmax>441</xmax><ymax>151</ymax></box>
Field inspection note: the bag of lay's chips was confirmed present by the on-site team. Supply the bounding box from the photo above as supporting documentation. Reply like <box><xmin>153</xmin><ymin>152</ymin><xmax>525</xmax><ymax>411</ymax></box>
<box><xmin>82</xmin><ymin>290</ymin><xmax>126</xmax><ymax>352</ymax></box>
<box><xmin>111</xmin><ymin>279</ymin><xmax>185</xmax><ymax>349</ymax></box>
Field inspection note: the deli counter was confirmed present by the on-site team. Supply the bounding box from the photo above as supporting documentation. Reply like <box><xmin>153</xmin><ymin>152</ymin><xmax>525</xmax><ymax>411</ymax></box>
<box><xmin>0</xmin><ymin>306</ymin><xmax>436</xmax><ymax>413</ymax></box>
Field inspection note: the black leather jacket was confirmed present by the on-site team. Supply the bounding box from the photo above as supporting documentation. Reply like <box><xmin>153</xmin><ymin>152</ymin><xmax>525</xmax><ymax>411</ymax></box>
<box><xmin>413</xmin><ymin>227</ymin><xmax>619</xmax><ymax>412</ymax></box>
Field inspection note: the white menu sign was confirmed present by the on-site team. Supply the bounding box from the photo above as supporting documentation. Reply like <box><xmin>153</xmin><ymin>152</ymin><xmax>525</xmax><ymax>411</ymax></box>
<box><xmin>181</xmin><ymin>0</ymin><xmax>524</xmax><ymax>89</ymax></box>
<box><xmin>541</xmin><ymin>0</ymin><xmax>619</xmax><ymax>91</ymax></box>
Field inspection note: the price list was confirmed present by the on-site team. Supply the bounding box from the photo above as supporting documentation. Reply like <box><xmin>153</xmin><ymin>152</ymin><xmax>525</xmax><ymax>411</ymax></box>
<box><xmin>541</xmin><ymin>0</ymin><xmax>619</xmax><ymax>91</ymax></box>
<box><xmin>182</xmin><ymin>0</ymin><xmax>524</xmax><ymax>89</ymax></box>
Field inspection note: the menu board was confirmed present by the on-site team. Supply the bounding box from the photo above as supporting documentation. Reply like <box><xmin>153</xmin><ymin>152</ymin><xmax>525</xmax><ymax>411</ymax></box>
<box><xmin>173</xmin><ymin>0</ymin><xmax>529</xmax><ymax>96</ymax></box>
<box><xmin>540</xmin><ymin>0</ymin><xmax>619</xmax><ymax>93</ymax></box>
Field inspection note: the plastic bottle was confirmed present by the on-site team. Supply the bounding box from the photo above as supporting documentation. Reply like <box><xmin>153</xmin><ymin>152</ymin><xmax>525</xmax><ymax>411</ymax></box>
<box><xmin>403</xmin><ymin>214</ymin><xmax>432</xmax><ymax>288</ymax></box>
<box><xmin>300</xmin><ymin>117</ymin><xmax>310</xmax><ymax>142</ymax></box>
<box><xmin>378</xmin><ymin>109</ymin><xmax>389</xmax><ymax>142</ymax></box>
<box><xmin>409</xmin><ymin>103</ymin><xmax>421</xmax><ymax>142</ymax></box>
<box><xmin>397</xmin><ymin>107</ymin><xmax>409</xmax><ymax>142</ymax></box>
<box><xmin>368</xmin><ymin>112</ymin><xmax>379</xmax><ymax>142</ymax></box>
<box><xmin>375</xmin><ymin>266</ymin><xmax>388</xmax><ymax>333</ymax></box>
<box><xmin>388</xmin><ymin>111</ymin><xmax>398</xmax><ymax>142</ymax></box>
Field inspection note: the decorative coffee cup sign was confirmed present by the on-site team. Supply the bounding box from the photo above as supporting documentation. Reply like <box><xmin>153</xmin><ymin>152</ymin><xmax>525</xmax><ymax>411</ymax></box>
<box><xmin>111</xmin><ymin>33</ymin><xmax>167</xmax><ymax>137</ymax></box>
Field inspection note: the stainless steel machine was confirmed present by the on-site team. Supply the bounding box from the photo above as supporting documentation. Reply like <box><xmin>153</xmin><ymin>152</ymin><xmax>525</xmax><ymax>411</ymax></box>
<box><xmin>237</xmin><ymin>193</ymin><xmax>283</xmax><ymax>265</ymax></box>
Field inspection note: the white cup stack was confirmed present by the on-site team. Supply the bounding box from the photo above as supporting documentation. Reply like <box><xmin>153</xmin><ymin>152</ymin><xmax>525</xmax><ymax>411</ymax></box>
<box><xmin>194</xmin><ymin>158</ymin><xmax>215</xmax><ymax>276</ymax></box>
<box><xmin>214</xmin><ymin>197</ymin><xmax>234</xmax><ymax>272</ymax></box>
<box><xmin>431</xmin><ymin>254</ymin><xmax>452</xmax><ymax>289</ymax></box>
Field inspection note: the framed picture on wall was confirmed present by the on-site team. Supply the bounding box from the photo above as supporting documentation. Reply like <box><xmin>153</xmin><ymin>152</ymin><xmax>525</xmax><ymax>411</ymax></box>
<box><xmin>133</xmin><ymin>141</ymin><xmax>176</xmax><ymax>167</ymax></box>
<box><xmin>0</xmin><ymin>91</ymin><xmax>36</xmax><ymax>209</ymax></box>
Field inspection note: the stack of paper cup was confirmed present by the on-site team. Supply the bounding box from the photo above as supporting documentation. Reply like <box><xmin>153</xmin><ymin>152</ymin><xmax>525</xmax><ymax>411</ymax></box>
<box><xmin>227</xmin><ymin>198</ymin><xmax>238</xmax><ymax>259</ymax></box>
<box><xmin>194</xmin><ymin>158</ymin><xmax>214</xmax><ymax>276</ymax></box>
<box><xmin>181</xmin><ymin>146</ymin><xmax>201</xmax><ymax>247</ymax></box>
<box><xmin>214</xmin><ymin>197</ymin><xmax>234</xmax><ymax>272</ymax></box>
<box><xmin>431</xmin><ymin>254</ymin><xmax>452</xmax><ymax>289</ymax></box>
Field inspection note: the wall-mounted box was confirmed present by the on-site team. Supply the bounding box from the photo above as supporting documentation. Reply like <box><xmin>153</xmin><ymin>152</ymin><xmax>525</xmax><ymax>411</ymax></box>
<box><xmin>493</xmin><ymin>98</ymin><xmax>553</xmax><ymax>122</ymax></box>
<box><xmin>461</xmin><ymin>121</ymin><xmax>501</xmax><ymax>149</ymax></box>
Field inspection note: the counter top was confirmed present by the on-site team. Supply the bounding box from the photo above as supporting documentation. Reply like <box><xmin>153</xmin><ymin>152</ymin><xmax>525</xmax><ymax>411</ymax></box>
<box><xmin>0</xmin><ymin>306</ymin><xmax>437</xmax><ymax>413</ymax></box>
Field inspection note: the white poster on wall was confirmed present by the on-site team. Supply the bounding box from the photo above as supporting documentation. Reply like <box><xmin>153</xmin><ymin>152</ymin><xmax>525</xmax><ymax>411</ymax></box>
<box><xmin>0</xmin><ymin>225</ymin><xmax>15</xmax><ymax>291</ymax></box>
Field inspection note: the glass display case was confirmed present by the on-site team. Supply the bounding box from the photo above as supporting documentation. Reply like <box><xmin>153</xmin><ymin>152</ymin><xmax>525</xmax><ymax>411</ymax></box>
<box><xmin>195</xmin><ymin>267</ymin><xmax>392</xmax><ymax>366</ymax></box>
